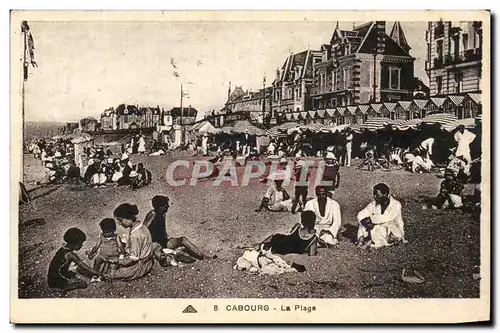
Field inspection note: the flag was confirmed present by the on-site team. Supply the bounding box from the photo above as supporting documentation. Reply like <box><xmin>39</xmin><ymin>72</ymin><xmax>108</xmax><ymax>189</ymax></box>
<box><xmin>21</xmin><ymin>21</ymin><xmax>37</xmax><ymax>68</ymax></box>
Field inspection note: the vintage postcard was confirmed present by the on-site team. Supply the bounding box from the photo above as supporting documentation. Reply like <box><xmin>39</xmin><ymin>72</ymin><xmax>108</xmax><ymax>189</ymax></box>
<box><xmin>10</xmin><ymin>10</ymin><xmax>490</xmax><ymax>323</ymax></box>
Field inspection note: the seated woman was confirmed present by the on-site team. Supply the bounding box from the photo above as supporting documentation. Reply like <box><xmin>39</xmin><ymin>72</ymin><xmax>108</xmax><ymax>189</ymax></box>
<box><xmin>356</xmin><ymin>183</ymin><xmax>407</xmax><ymax>249</ymax></box>
<box><xmin>255</xmin><ymin>173</ymin><xmax>293</xmax><ymax>212</ymax></box>
<box><xmin>260</xmin><ymin>211</ymin><xmax>318</xmax><ymax>256</ymax></box>
<box><xmin>107</xmin><ymin>203</ymin><xmax>175</xmax><ymax>281</ymax></box>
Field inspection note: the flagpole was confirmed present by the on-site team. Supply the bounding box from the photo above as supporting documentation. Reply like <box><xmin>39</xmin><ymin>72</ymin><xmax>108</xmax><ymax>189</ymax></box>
<box><xmin>180</xmin><ymin>83</ymin><xmax>184</xmax><ymax>145</ymax></box>
<box><xmin>21</xmin><ymin>24</ymin><xmax>27</xmax><ymax>183</ymax></box>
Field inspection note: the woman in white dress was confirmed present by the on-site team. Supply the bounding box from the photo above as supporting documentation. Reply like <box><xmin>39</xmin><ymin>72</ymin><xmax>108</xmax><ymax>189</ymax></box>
<box><xmin>138</xmin><ymin>135</ymin><xmax>146</xmax><ymax>154</ymax></box>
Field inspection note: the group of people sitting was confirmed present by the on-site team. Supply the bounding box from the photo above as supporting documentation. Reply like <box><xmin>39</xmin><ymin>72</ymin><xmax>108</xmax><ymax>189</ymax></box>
<box><xmin>48</xmin><ymin>195</ymin><xmax>216</xmax><ymax>291</ymax></box>
<box><xmin>83</xmin><ymin>153</ymin><xmax>152</xmax><ymax>190</ymax></box>
<box><xmin>251</xmin><ymin>182</ymin><xmax>407</xmax><ymax>261</ymax></box>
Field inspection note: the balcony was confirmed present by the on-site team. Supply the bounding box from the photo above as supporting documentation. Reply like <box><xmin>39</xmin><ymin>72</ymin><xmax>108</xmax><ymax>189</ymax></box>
<box><xmin>433</xmin><ymin>56</ymin><xmax>444</xmax><ymax>69</ymax></box>
<box><xmin>443</xmin><ymin>49</ymin><xmax>482</xmax><ymax>67</ymax></box>
<box><xmin>311</xmin><ymin>85</ymin><xmax>333</xmax><ymax>95</ymax></box>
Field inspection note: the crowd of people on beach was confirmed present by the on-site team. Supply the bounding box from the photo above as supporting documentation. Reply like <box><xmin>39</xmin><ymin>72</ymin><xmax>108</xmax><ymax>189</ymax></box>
<box><xmin>41</xmin><ymin>121</ymin><xmax>481</xmax><ymax>291</ymax></box>
<box><xmin>27</xmin><ymin>137</ymin><xmax>153</xmax><ymax>190</ymax></box>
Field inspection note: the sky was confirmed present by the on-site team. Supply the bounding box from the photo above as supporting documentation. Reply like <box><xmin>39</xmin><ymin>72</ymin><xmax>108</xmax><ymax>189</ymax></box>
<box><xmin>20</xmin><ymin>20</ymin><xmax>428</xmax><ymax>122</ymax></box>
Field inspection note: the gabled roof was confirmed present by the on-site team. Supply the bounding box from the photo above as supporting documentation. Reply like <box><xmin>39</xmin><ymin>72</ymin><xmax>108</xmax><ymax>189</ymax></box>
<box><xmin>276</xmin><ymin>49</ymin><xmax>318</xmax><ymax>84</ymax></box>
<box><xmin>390</xmin><ymin>21</ymin><xmax>411</xmax><ymax>52</ymax></box>
<box><xmin>229</xmin><ymin>86</ymin><xmax>245</xmax><ymax>102</ymax></box>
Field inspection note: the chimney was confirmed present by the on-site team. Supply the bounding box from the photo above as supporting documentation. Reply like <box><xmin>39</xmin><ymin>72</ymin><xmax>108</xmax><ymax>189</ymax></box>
<box><xmin>227</xmin><ymin>81</ymin><xmax>231</xmax><ymax>101</ymax></box>
<box><xmin>375</xmin><ymin>21</ymin><xmax>386</xmax><ymax>54</ymax></box>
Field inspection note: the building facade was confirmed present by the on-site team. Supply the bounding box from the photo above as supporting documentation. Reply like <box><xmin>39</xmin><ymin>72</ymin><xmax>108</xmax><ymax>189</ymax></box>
<box><xmin>99</xmin><ymin>105</ymin><xmax>161</xmax><ymax>131</ymax></box>
<box><xmin>225</xmin><ymin>86</ymin><xmax>272</xmax><ymax>124</ymax></box>
<box><xmin>271</xmin><ymin>49</ymin><xmax>323</xmax><ymax>121</ymax></box>
<box><xmin>79</xmin><ymin>117</ymin><xmax>98</xmax><ymax>132</ymax></box>
<box><xmin>425</xmin><ymin>20</ymin><xmax>483</xmax><ymax>96</ymax></box>
<box><xmin>311</xmin><ymin>21</ymin><xmax>415</xmax><ymax>109</ymax></box>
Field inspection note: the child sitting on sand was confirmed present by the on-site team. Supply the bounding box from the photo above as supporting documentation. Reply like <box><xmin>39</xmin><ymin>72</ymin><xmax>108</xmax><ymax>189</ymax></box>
<box><xmin>87</xmin><ymin>218</ymin><xmax>123</xmax><ymax>281</ymax></box>
<box><xmin>47</xmin><ymin>228</ymin><xmax>107</xmax><ymax>291</ymax></box>
<box><xmin>422</xmin><ymin>170</ymin><xmax>465</xmax><ymax>210</ymax></box>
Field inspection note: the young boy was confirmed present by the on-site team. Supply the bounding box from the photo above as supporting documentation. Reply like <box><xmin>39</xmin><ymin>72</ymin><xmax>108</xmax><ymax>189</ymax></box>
<box><xmin>291</xmin><ymin>159</ymin><xmax>310</xmax><ymax>214</ymax></box>
<box><xmin>87</xmin><ymin>218</ymin><xmax>122</xmax><ymax>281</ymax></box>
<box><xmin>47</xmin><ymin>228</ymin><xmax>107</xmax><ymax>291</ymax></box>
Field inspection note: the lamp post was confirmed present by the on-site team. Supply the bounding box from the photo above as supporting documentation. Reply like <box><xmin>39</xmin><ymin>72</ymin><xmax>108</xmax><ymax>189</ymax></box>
<box><xmin>372</xmin><ymin>47</ymin><xmax>377</xmax><ymax>103</ymax></box>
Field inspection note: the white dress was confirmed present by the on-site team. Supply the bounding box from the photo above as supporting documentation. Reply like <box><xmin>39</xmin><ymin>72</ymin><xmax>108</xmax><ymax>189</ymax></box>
<box><xmin>138</xmin><ymin>137</ymin><xmax>146</xmax><ymax>153</ymax></box>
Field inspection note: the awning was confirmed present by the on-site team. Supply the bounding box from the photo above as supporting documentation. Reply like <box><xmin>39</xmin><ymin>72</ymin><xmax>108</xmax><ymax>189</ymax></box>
<box><xmin>233</xmin><ymin>120</ymin><xmax>267</xmax><ymax>136</ymax></box>
<box><xmin>308</xmin><ymin>110</ymin><xmax>317</xmax><ymax>118</ymax></box>
<box><xmin>359</xmin><ymin>117</ymin><xmax>394</xmax><ymax>131</ymax></box>
<box><xmin>316</xmin><ymin>109</ymin><xmax>326</xmax><ymax>118</ymax></box>
<box><xmin>285</xmin><ymin>113</ymin><xmax>294</xmax><ymax>121</ymax></box>
<box><xmin>394</xmin><ymin>118</ymin><xmax>423</xmax><ymax>131</ymax></box>
<box><xmin>219</xmin><ymin>126</ymin><xmax>234</xmax><ymax>134</ymax></box>
<box><xmin>421</xmin><ymin>113</ymin><xmax>458</xmax><ymax>126</ymax></box>
<box><xmin>300</xmin><ymin>122</ymin><xmax>327</xmax><ymax>132</ymax></box>
<box><xmin>292</xmin><ymin>112</ymin><xmax>300</xmax><ymax>119</ymax></box>
<box><xmin>266</xmin><ymin>122</ymin><xmax>301</xmax><ymax>137</ymax></box>
<box><xmin>442</xmin><ymin>117</ymin><xmax>476</xmax><ymax>131</ymax></box>
<box><xmin>300</xmin><ymin>111</ymin><xmax>308</xmax><ymax>119</ymax></box>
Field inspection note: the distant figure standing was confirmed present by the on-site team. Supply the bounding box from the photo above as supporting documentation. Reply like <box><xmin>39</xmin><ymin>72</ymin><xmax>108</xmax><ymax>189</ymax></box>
<box><xmin>418</xmin><ymin>137</ymin><xmax>435</xmax><ymax>161</ymax></box>
<box><xmin>201</xmin><ymin>136</ymin><xmax>209</xmax><ymax>156</ymax></box>
<box><xmin>344</xmin><ymin>128</ymin><xmax>354</xmax><ymax>167</ymax></box>
<box><xmin>454</xmin><ymin>125</ymin><xmax>476</xmax><ymax>163</ymax></box>
<box><xmin>138</xmin><ymin>135</ymin><xmax>146</xmax><ymax>154</ymax></box>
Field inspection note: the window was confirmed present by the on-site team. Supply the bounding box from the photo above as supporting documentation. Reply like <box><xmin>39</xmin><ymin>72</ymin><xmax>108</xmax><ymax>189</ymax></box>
<box><xmin>436</xmin><ymin>76</ymin><xmax>443</xmax><ymax>94</ymax></box>
<box><xmin>462</xmin><ymin>33</ymin><xmax>469</xmax><ymax>51</ymax></box>
<box><xmin>124</xmin><ymin>115</ymin><xmax>128</xmax><ymax>123</ymax></box>
<box><xmin>389</xmin><ymin>67</ymin><xmax>401</xmax><ymax>90</ymax></box>
<box><xmin>332</xmin><ymin>70</ymin><xmax>336</xmax><ymax>88</ymax></box>
<box><xmin>455</xmin><ymin>72</ymin><xmax>463</xmax><ymax>93</ymax></box>
<box><xmin>436</xmin><ymin>40</ymin><xmax>443</xmax><ymax>59</ymax></box>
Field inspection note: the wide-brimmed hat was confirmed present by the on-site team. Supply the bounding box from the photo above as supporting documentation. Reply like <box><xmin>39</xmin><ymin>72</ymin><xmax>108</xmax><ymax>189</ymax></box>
<box><xmin>325</xmin><ymin>152</ymin><xmax>336</xmax><ymax>160</ymax></box>
<box><xmin>54</xmin><ymin>151</ymin><xmax>62</xmax><ymax>158</ymax></box>
<box><xmin>129</xmin><ymin>171</ymin><xmax>138</xmax><ymax>177</ymax></box>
